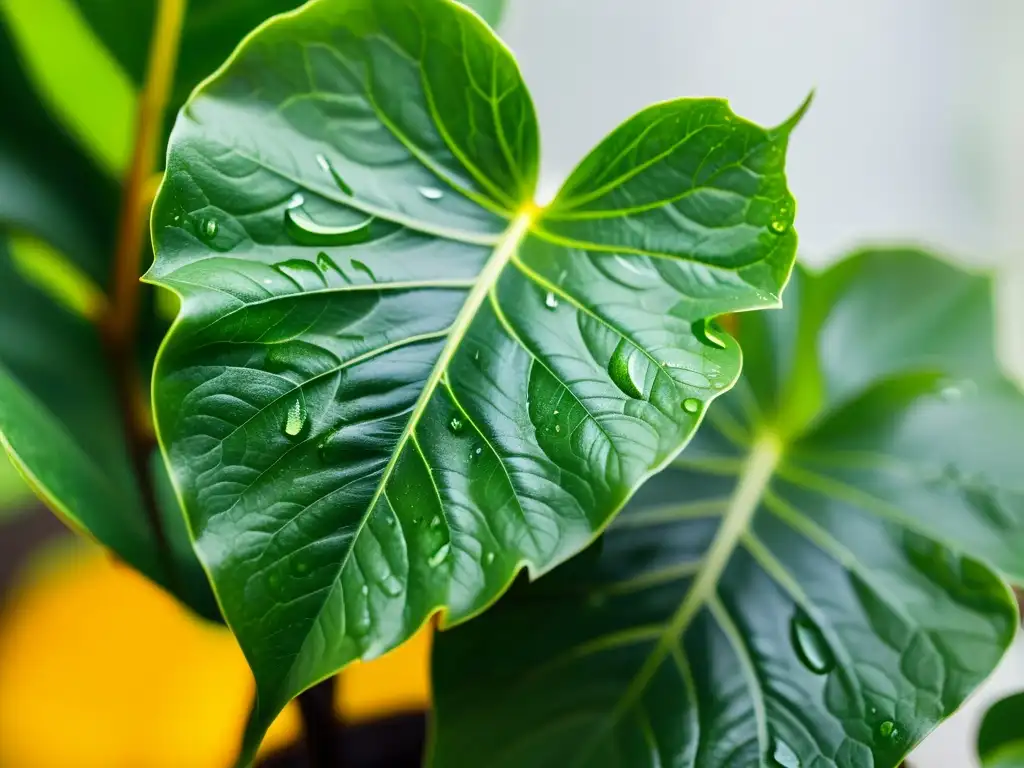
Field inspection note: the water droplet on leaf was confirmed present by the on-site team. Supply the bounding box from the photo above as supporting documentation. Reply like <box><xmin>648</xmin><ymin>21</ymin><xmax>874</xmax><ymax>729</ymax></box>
<box><xmin>418</xmin><ymin>186</ymin><xmax>444</xmax><ymax>201</ymax></box>
<box><xmin>768</xmin><ymin>736</ymin><xmax>801</xmax><ymax>768</ymax></box>
<box><xmin>428</xmin><ymin>543</ymin><xmax>451</xmax><ymax>568</ymax></box>
<box><xmin>448</xmin><ymin>416</ymin><xmax>464</xmax><ymax>434</ymax></box>
<box><xmin>608</xmin><ymin>338</ymin><xmax>646</xmax><ymax>399</ymax></box>
<box><xmin>285</xmin><ymin>208</ymin><xmax>374</xmax><ymax>246</ymax></box>
<box><xmin>682</xmin><ymin>398</ymin><xmax>701</xmax><ymax>414</ymax></box>
<box><xmin>200</xmin><ymin>218</ymin><xmax>218</xmax><ymax>240</ymax></box>
<box><xmin>544</xmin><ymin>291</ymin><xmax>559</xmax><ymax>310</ymax></box>
<box><xmin>790</xmin><ymin>609</ymin><xmax>834</xmax><ymax>674</ymax></box>
<box><xmin>350</xmin><ymin>258</ymin><xmax>376</xmax><ymax>281</ymax></box>
<box><xmin>315</xmin><ymin>153</ymin><xmax>354</xmax><ymax>195</ymax></box>
<box><xmin>430</xmin><ymin>516</ymin><xmax>441</xmax><ymax>528</ymax></box>
<box><xmin>284</xmin><ymin>397</ymin><xmax>307</xmax><ymax>437</ymax></box>
<box><xmin>484</xmin><ymin>552</ymin><xmax>495</xmax><ymax>565</ymax></box>
<box><xmin>769</xmin><ymin>202</ymin><xmax>794</xmax><ymax>234</ymax></box>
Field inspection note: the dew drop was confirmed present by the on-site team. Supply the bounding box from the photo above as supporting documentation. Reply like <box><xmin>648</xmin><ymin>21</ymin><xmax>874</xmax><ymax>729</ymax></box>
<box><xmin>316</xmin><ymin>252</ymin><xmax>350</xmax><ymax>282</ymax></box>
<box><xmin>473</xmin><ymin>350</ymin><xmax>480</xmax><ymax>362</ymax></box>
<box><xmin>769</xmin><ymin>202</ymin><xmax>794</xmax><ymax>235</ymax></box>
<box><xmin>430</xmin><ymin>515</ymin><xmax>441</xmax><ymax>529</ymax></box>
<box><xmin>768</xmin><ymin>736</ymin><xmax>801</xmax><ymax>768</ymax></box>
<box><xmin>554</xmin><ymin>424</ymin><xmax>561</xmax><ymax>433</ymax></box>
<box><xmin>691</xmin><ymin>318</ymin><xmax>727</xmax><ymax>350</ymax></box>
<box><xmin>471</xmin><ymin>445</ymin><xmax>483</xmax><ymax>460</ymax></box>
<box><xmin>878</xmin><ymin>720</ymin><xmax>904</xmax><ymax>744</ymax></box>
<box><xmin>418</xmin><ymin>186</ymin><xmax>444</xmax><ymax>200</ymax></box>
<box><xmin>544</xmin><ymin>291</ymin><xmax>558</xmax><ymax>309</ymax></box>
<box><xmin>790</xmin><ymin>609</ymin><xmax>834</xmax><ymax>674</ymax></box>
<box><xmin>448</xmin><ymin>415</ymin><xmax>464</xmax><ymax>434</ymax></box>
<box><xmin>712</xmin><ymin>381</ymin><xmax>726</xmax><ymax>390</ymax></box>
<box><xmin>285</xmin><ymin>208</ymin><xmax>374</xmax><ymax>246</ymax></box>
<box><xmin>484</xmin><ymin>552</ymin><xmax>495</xmax><ymax>565</ymax></box>
<box><xmin>284</xmin><ymin>397</ymin><xmax>307</xmax><ymax>437</ymax></box>
<box><xmin>608</xmin><ymin>338</ymin><xmax>646</xmax><ymax>400</ymax></box>
<box><xmin>350</xmin><ymin>258</ymin><xmax>376</xmax><ymax>281</ymax></box>
<box><xmin>386</xmin><ymin>515</ymin><xmax>396</xmax><ymax>527</ymax></box>
<box><xmin>682</xmin><ymin>398</ymin><xmax>701</xmax><ymax>414</ymax></box>
<box><xmin>412</xmin><ymin>517</ymin><xmax>422</xmax><ymax>526</ymax></box>
<box><xmin>200</xmin><ymin>217</ymin><xmax>218</xmax><ymax>240</ymax></box>
<box><xmin>428</xmin><ymin>542</ymin><xmax>451</xmax><ymax>568</ymax></box>
<box><xmin>287</xmin><ymin>192</ymin><xmax>305</xmax><ymax>209</ymax></box>
<box><xmin>316</xmin><ymin>153</ymin><xmax>355</xmax><ymax>195</ymax></box>
<box><xmin>361</xmin><ymin>584</ymin><xmax>369</xmax><ymax>596</ymax></box>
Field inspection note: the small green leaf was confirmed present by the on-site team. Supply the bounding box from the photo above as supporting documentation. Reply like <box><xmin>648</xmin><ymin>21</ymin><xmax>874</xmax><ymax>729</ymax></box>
<box><xmin>979</xmin><ymin>692</ymin><xmax>1024</xmax><ymax>768</ymax></box>
<box><xmin>147</xmin><ymin>0</ymin><xmax>802</xmax><ymax>759</ymax></box>
<box><xmin>430</xmin><ymin>249</ymin><xmax>1021</xmax><ymax>767</ymax></box>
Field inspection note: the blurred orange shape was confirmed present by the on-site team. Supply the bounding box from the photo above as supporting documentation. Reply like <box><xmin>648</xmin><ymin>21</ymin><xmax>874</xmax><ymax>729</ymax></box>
<box><xmin>0</xmin><ymin>541</ymin><xmax>433</xmax><ymax>767</ymax></box>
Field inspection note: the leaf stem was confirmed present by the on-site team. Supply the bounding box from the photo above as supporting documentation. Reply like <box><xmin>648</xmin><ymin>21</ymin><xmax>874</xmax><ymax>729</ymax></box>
<box><xmin>103</xmin><ymin>0</ymin><xmax>187</xmax><ymax>577</ymax></box>
<box><xmin>106</xmin><ymin>0</ymin><xmax>186</xmax><ymax>350</ymax></box>
<box><xmin>296</xmin><ymin>677</ymin><xmax>343</xmax><ymax>768</ymax></box>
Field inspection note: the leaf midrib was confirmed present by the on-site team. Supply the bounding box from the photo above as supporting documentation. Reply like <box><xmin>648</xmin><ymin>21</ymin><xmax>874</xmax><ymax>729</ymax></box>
<box><xmin>282</xmin><ymin>207</ymin><xmax>538</xmax><ymax>700</ymax></box>
<box><xmin>571</xmin><ymin>431</ymin><xmax>783</xmax><ymax>766</ymax></box>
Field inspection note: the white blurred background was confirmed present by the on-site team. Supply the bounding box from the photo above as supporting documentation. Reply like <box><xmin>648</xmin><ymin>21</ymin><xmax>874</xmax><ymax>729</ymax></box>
<box><xmin>499</xmin><ymin>1</ymin><xmax>1024</xmax><ymax>765</ymax></box>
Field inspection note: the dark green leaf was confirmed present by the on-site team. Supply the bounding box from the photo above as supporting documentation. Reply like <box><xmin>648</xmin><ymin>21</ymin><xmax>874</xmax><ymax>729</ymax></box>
<box><xmin>147</xmin><ymin>0</ymin><xmax>801</xmax><ymax>757</ymax></box>
<box><xmin>979</xmin><ymin>692</ymin><xmax>1024</xmax><ymax>768</ymax></box>
<box><xmin>0</xmin><ymin>235</ymin><xmax>218</xmax><ymax>619</ymax></box>
<box><xmin>0</xmin><ymin>17</ymin><xmax>117</xmax><ymax>282</ymax></box>
<box><xmin>431</xmin><ymin>249</ymin><xmax>1021</xmax><ymax>768</ymax></box>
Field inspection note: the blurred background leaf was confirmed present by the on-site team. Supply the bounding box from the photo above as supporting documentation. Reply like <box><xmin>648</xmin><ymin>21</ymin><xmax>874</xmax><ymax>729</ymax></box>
<box><xmin>978</xmin><ymin>692</ymin><xmax>1024</xmax><ymax>768</ymax></box>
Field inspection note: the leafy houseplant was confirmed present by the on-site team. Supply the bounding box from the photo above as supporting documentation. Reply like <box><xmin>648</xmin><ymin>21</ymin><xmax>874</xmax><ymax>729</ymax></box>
<box><xmin>3</xmin><ymin>1</ymin><xmax>1022</xmax><ymax>768</ymax></box>
<box><xmin>1</xmin><ymin>0</ymin><xmax>803</xmax><ymax>763</ymax></box>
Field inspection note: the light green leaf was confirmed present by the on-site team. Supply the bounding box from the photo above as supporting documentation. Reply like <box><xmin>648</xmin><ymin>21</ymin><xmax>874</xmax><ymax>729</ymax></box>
<box><xmin>979</xmin><ymin>692</ymin><xmax>1024</xmax><ymax>768</ymax></box>
<box><xmin>147</xmin><ymin>0</ymin><xmax>802</xmax><ymax>759</ymax></box>
<box><xmin>431</xmin><ymin>249</ymin><xmax>1021</xmax><ymax>768</ymax></box>
<box><xmin>0</xmin><ymin>0</ymin><xmax>136</xmax><ymax>175</ymax></box>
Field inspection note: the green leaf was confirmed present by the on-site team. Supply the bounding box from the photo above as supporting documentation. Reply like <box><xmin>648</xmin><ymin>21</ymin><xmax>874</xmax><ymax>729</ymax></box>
<box><xmin>979</xmin><ymin>692</ymin><xmax>1024</xmax><ymax>768</ymax></box>
<box><xmin>71</xmin><ymin>0</ymin><xmax>307</xmax><ymax>126</ymax></box>
<box><xmin>147</xmin><ymin>0</ymin><xmax>801</xmax><ymax>757</ymax></box>
<box><xmin>0</xmin><ymin>18</ymin><xmax>118</xmax><ymax>284</ymax></box>
<box><xmin>430</xmin><ymin>249</ymin><xmax>1021</xmax><ymax>767</ymax></box>
<box><xmin>0</xmin><ymin>235</ymin><xmax>218</xmax><ymax>620</ymax></box>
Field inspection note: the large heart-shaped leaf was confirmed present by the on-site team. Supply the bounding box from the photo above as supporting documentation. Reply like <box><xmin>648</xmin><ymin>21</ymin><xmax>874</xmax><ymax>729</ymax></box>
<box><xmin>146</xmin><ymin>0</ymin><xmax>803</xmax><ymax>757</ymax></box>
<box><xmin>430</xmin><ymin>249</ymin><xmax>1022</xmax><ymax>767</ymax></box>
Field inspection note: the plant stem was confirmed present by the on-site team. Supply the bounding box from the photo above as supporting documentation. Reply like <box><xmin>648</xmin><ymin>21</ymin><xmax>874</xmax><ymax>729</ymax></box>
<box><xmin>102</xmin><ymin>0</ymin><xmax>187</xmax><ymax>571</ymax></box>
<box><xmin>107</xmin><ymin>0</ymin><xmax>186</xmax><ymax>350</ymax></box>
<box><xmin>297</xmin><ymin>677</ymin><xmax>342</xmax><ymax>768</ymax></box>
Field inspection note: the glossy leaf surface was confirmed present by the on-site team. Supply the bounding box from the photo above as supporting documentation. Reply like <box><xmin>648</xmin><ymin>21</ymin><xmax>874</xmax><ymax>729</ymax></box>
<box><xmin>147</xmin><ymin>0</ymin><xmax>801</xmax><ymax>756</ymax></box>
<box><xmin>978</xmin><ymin>692</ymin><xmax>1024</xmax><ymax>768</ymax></box>
<box><xmin>431</xmin><ymin>249</ymin><xmax>1022</xmax><ymax>768</ymax></box>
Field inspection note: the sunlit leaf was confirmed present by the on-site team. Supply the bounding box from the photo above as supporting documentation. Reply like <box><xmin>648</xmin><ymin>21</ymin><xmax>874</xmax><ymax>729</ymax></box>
<box><xmin>431</xmin><ymin>250</ymin><xmax>1021</xmax><ymax>768</ymax></box>
<box><xmin>147</xmin><ymin>0</ymin><xmax>803</xmax><ymax>759</ymax></box>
